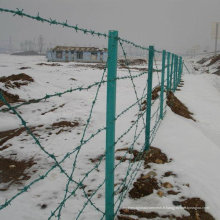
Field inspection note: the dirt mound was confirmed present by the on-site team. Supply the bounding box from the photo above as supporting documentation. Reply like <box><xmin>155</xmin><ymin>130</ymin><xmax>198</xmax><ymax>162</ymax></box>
<box><xmin>116</xmin><ymin>146</ymin><xmax>169</xmax><ymax>168</ymax></box>
<box><xmin>118</xmin><ymin>59</ymin><xmax>147</xmax><ymax>66</ymax></box>
<box><xmin>181</xmin><ymin>198</ymin><xmax>214</xmax><ymax>220</ymax></box>
<box><xmin>167</xmin><ymin>91</ymin><xmax>195</xmax><ymax>121</ymax></box>
<box><xmin>152</xmin><ymin>86</ymin><xmax>161</xmax><ymax>100</ymax></box>
<box><xmin>0</xmin><ymin>73</ymin><xmax>34</xmax><ymax>89</ymax></box>
<box><xmin>0</xmin><ymin>127</ymin><xmax>26</xmax><ymax>146</ymax></box>
<box><xmin>197</xmin><ymin>57</ymin><xmax>209</xmax><ymax>65</ymax></box>
<box><xmin>207</xmin><ymin>54</ymin><xmax>220</xmax><ymax>66</ymax></box>
<box><xmin>0</xmin><ymin>89</ymin><xmax>23</xmax><ymax>107</ymax></box>
<box><xmin>51</xmin><ymin>120</ymin><xmax>80</xmax><ymax>135</ymax></box>
<box><xmin>129</xmin><ymin>176</ymin><xmax>159</xmax><ymax>198</ymax></box>
<box><xmin>52</xmin><ymin>120</ymin><xmax>79</xmax><ymax>128</ymax></box>
<box><xmin>37</xmin><ymin>63</ymin><xmax>62</xmax><ymax>66</ymax></box>
<box><xmin>119</xmin><ymin>197</ymin><xmax>214</xmax><ymax>219</ymax></box>
<box><xmin>0</xmin><ymin>156</ymin><xmax>36</xmax><ymax>191</ymax></box>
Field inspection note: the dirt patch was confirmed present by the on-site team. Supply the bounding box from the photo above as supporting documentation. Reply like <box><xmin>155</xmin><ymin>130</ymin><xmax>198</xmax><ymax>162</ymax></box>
<box><xmin>197</xmin><ymin>57</ymin><xmax>209</xmax><ymax>65</ymax></box>
<box><xmin>162</xmin><ymin>171</ymin><xmax>177</xmax><ymax>177</ymax></box>
<box><xmin>37</xmin><ymin>63</ymin><xmax>62</xmax><ymax>66</ymax></box>
<box><xmin>0</xmin><ymin>128</ymin><xmax>26</xmax><ymax>147</ymax></box>
<box><xmin>167</xmin><ymin>91</ymin><xmax>195</xmax><ymax>121</ymax></box>
<box><xmin>0</xmin><ymin>156</ymin><xmax>36</xmax><ymax>191</ymax></box>
<box><xmin>152</xmin><ymin>86</ymin><xmax>161</xmax><ymax>100</ymax></box>
<box><xmin>41</xmin><ymin>104</ymin><xmax>65</xmax><ymax>116</ymax></box>
<box><xmin>51</xmin><ymin>120</ymin><xmax>80</xmax><ymax>135</ymax></box>
<box><xmin>19</xmin><ymin>67</ymin><xmax>31</xmax><ymax>70</ymax></box>
<box><xmin>119</xmin><ymin>209</ymin><xmax>176</xmax><ymax>219</ymax></box>
<box><xmin>89</xmin><ymin>154</ymin><xmax>104</xmax><ymax>163</ymax></box>
<box><xmin>119</xmin><ymin>198</ymin><xmax>215</xmax><ymax>220</ymax></box>
<box><xmin>0</xmin><ymin>88</ymin><xmax>24</xmax><ymax>107</ymax></box>
<box><xmin>213</xmin><ymin>69</ymin><xmax>220</xmax><ymax>76</ymax></box>
<box><xmin>52</xmin><ymin>120</ymin><xmax>79</xmax><ymax>128</ymax></box>
<box><xmin>74</xmin><ymin>63</ymin><xmax>105</xmax><ymax>70</ymax></box>
<box><xmin>116</xmin><ymin>146</ymin><xmax>169</xmax><ymax>168</ymax></box>
<box><xmin>180</xmin><ymin>198</ymin><xmax>214</xmax><ymax>220</ymax></box>
<box><xmin>118</xmin><ymin>59</ymin><xmax>147</xmax><ymax>66</ymax></box>
<box><xmin>0</xmin><ymin>73</ymin><xmax>34</xmax><ymax>89</ymax></box>
<box><xmin>207</xmin><ymin>54</ymin><xmax>220</xmax><ymax>66</ymax></box>
<box><xmin>129</xmin><ymin>176</ymin><xmax>159</xmax><ymax>198</ymax></box>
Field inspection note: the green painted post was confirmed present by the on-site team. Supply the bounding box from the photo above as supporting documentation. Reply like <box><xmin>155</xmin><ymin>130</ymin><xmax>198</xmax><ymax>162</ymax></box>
<box><xmin>170</xmin><ymin>54</ymin><xmax>174</xmax><ymax>91</ymax></box>
<box><xmin>160</xmin><ymin>50</ymin><xmax>166</xmax><ymax>119</ymax></box>
<box><xmin>166</xmin><ymin>52</ymin><xmax>170</xmax><ymax>91</ymax></box>
<box><xmin>173</xmin><ymin>55</ymin><xmax>177</xmax><ymax>92</ymax></box>
<box><xmin>145</xmin><ymin>46</ymin><xmax>154</xmax><ymax>151</ymax></box>
<box><xmin>176</xmin><ymin>56</ymin><xmax>180</xmax><ymax>89</ymax></box>
<box><xmin>175</xmin><ymin>55</ymin><xmax>178</xmax><ymax>90</ymax></box>
<box><xmin>179</xmin><ymin>57</ymin><xmax>182</xmax><ymax>84</ymax></box>
<box><xmin>105</xmin><ymin>30</ymin><xmax>118</xmax><ymax>220</ymax></box>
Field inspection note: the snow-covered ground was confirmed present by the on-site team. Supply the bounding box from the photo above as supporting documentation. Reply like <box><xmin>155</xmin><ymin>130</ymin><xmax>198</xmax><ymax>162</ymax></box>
<box><xmin>0</xmin><ymin>54</ymin><xmax>220</xmax><ymax>219</ymax></box>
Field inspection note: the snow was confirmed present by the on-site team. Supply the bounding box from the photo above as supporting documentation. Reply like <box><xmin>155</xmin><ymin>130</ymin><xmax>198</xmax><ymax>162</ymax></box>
<box><xmin>0</xmin><ymin>54</ymin><xmax>220</xmax><ymax>219</ymax></box>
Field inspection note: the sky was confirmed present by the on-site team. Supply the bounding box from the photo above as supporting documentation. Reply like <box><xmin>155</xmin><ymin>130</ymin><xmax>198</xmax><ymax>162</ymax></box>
<box><xmin>0</xmin><ymin>0</ymin><xmax>220</xmax><ymax>55</ymax></box>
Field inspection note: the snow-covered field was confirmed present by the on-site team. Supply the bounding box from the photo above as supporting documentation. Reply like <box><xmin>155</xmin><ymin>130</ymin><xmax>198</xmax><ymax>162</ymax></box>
<box><xmin>0</xmin><ymin>54</ymin><xmax>220</xmax><ymax>219</ymax></box>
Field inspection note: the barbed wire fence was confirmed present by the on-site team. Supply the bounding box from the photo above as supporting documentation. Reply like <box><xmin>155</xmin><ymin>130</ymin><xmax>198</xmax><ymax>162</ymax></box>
<box><xmin>0</xmin><ymin>7</ymin><xmax>183</xmax><ymax>220</ymax></box>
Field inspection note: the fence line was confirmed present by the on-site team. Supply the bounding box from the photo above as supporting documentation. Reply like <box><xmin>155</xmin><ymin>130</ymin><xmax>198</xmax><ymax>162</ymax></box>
<box><xmin>0</xmin><ymin>7</ymin><xmax>183</xmax><ymax>220</ymax></box>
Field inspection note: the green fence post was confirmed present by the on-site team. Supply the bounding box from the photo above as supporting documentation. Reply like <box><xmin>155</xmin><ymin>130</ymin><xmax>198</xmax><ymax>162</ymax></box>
<box><xmin>170</xmin><ymin>54</ymin><xmax>174</xmax><ymax>91</ymax></box>
<box><xmin>173</xmin><ymin>55</ymin><xmax>177</xmax><ymax>92</ymax></box>
<box><xmin>145</xmin><ymin>45</ymin><xmax>154</xmax><ymax>151</ymax></box>
<box><xmin>179</xmin><ymin>57</ymin><xmax>182</xmax><ymax>84</ymax></box>
<box><xmin>160</xmin><ymin>50</ymin><xmax>166</xmax><ymax>119</ymax></box>
<box><xmin>105</xmin><ymin>30</ymin><xmax>118</xmax><ymax>220</ymax></box>
<box><xmin>166</xmin><ymin>52</ymin><xmax>170</xmax><ymax>91</ymax></box>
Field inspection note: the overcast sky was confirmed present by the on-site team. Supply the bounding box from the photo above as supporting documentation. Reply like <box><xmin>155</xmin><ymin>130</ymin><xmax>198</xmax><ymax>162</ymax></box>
<box><xmin>0</xmin><ymin>0</ymin><xmax>220</xmax><ymax>54</ymax></box>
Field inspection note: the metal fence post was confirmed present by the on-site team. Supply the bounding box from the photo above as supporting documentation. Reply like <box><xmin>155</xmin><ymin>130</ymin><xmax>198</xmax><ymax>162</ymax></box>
<box><xmin>178</xmin><ymin>57</ymin><xmax>182</xmax><ymax>84</ymax></box>
<box><xmin>170</xmin><ymin>53</ymin><xmax>174</xmax><ymax>91</ymax></box>
<box><xmin>106</xmin><ymin>30</ymin><xmax>118</xmax><ymax>220</ymax></box>
<box><xmin>145</xmin><ymin>45</ymin><xmax>154</xmax><ymax>151</ymax></box>
<box><xmin>173</xmin><ymin>55</ymin><xmax>177</xmax><ymax>92</ymax></box>
<box><xmin>160</xmin><ymin>50</ymin><xmax>166</xmax><ymax>119</ymax></box>
<box><xmin>166</xmin><ymin>52</ymin><xmax>170</xmax><ymax>91</ymax></box>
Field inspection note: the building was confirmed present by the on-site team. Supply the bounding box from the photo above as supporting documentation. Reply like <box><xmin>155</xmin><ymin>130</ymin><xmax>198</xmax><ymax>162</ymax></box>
<box><xmin>46</xmin><ymin>46</ymin><xmax>107</xmax><ymax>63</ymax></box>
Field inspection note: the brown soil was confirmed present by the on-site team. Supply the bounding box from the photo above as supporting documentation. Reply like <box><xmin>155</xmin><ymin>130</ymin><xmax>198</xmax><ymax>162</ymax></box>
<box><xmin>162</xmin><ymin>171</ymin><xmax>177</xmax><ymax>177</ymax></box>
<box><xmin>119</xmin><ymin>209</ymin><xmax>176</xmax><ymax>219</ymax></box>
<box><xmin>0</xmin><ymin>89</ymin><xmax>23</xmax><ymax>107</ymax></box>
<box><xmin>152</xmin><ymin>86</ymin><xmax>161</xmax><ymax>100</ymax></box>
<box><xmin>116</xmin><ymin>146</ymin><xmax>169</xmax><ymax>168</ymax></box>
<box><xmin>0</xmin><ymin>127</ymin><xmax>26</xmax><ymax>146</ymax></box>
<box><xmin>89</xmin><ymin>154</ymin><xmax>104</xmax><ymax>163</ymax></box>
<box><xmin>74</xmin><ymin>63</ymin><xmax>105</xmax><ymax>70</ymax></box>
<box><xmin>19</xmin><ymin>67</ymin><xmax>31</xmax><ymax>70</ymax></box>
<box><xmin>207</xmin><ymin>54</ymin><xmax>220</xmax><ymax>66</ymax></box>
<box><xmin>118</xmin><ymin>59</ymin><xmax>147</xmax><ymax>66</ymax></box>
<box><xmin>167</xmin><ymin>91</ymin><xmax>196</xmax><ymax>121</ymax></box>
<box><xmin>51</xmin><ymin>120</ymin><xmax>80</xmax><ymax>135</ymax></box>
<box><xmin>41</xmin><ymin>104</ymin><xmax>65</xmax><ymax>115</ymax></box>
<box><xmin>52</xmin><ymin>120</ymin><xmax>79</xmax><ymax>128</ymax></box>
<box><xmin>213</xmin><ymin>69</ymin><xmax>220</xmax><ymax>76</ymax></box>
<box><xmin>180</xmin><ymin>198</ymin><xmax>214</xmax><ymax>220</ymax></box>
<box><xmin>119</xmin><ymin>198</ymin><xmax>215</xmax><ymax>220</ymax></box>
<box><xmin>129</xmin><ymin>176</ymin><xmax>159</xmax><ymax>198</ymax></box>
<box><xmin>0</xmin><ymin>156</ymin><xmax>36</xmax><ymax>191</ymax></box>
<box><xmin>37</xmin><ymin>63</ymin><xmax>62</xmax><ymax>66</ymax></box>
<box><xmin>0</xmin><ymin>120</ymin><xmax>80</xmax><ymax>151</ymax></box>
<box><xmin>197</xmin><ymin>57</ymin><xmax>209</xmax><ymax>65</ymax></box>
<box><xmin>0</xmin><ymin>73</ymin><xmax>34</xmax><ymax>89</ymax></box>
<box><xmin>140</xmin><ymin>87</ymin><xmax>161</xmax><ymax>111</ymax></box>
<box><xmin>119</xmin><ymin>65</ymin><xmax>147</xmax><ymax>72</ymax></box>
